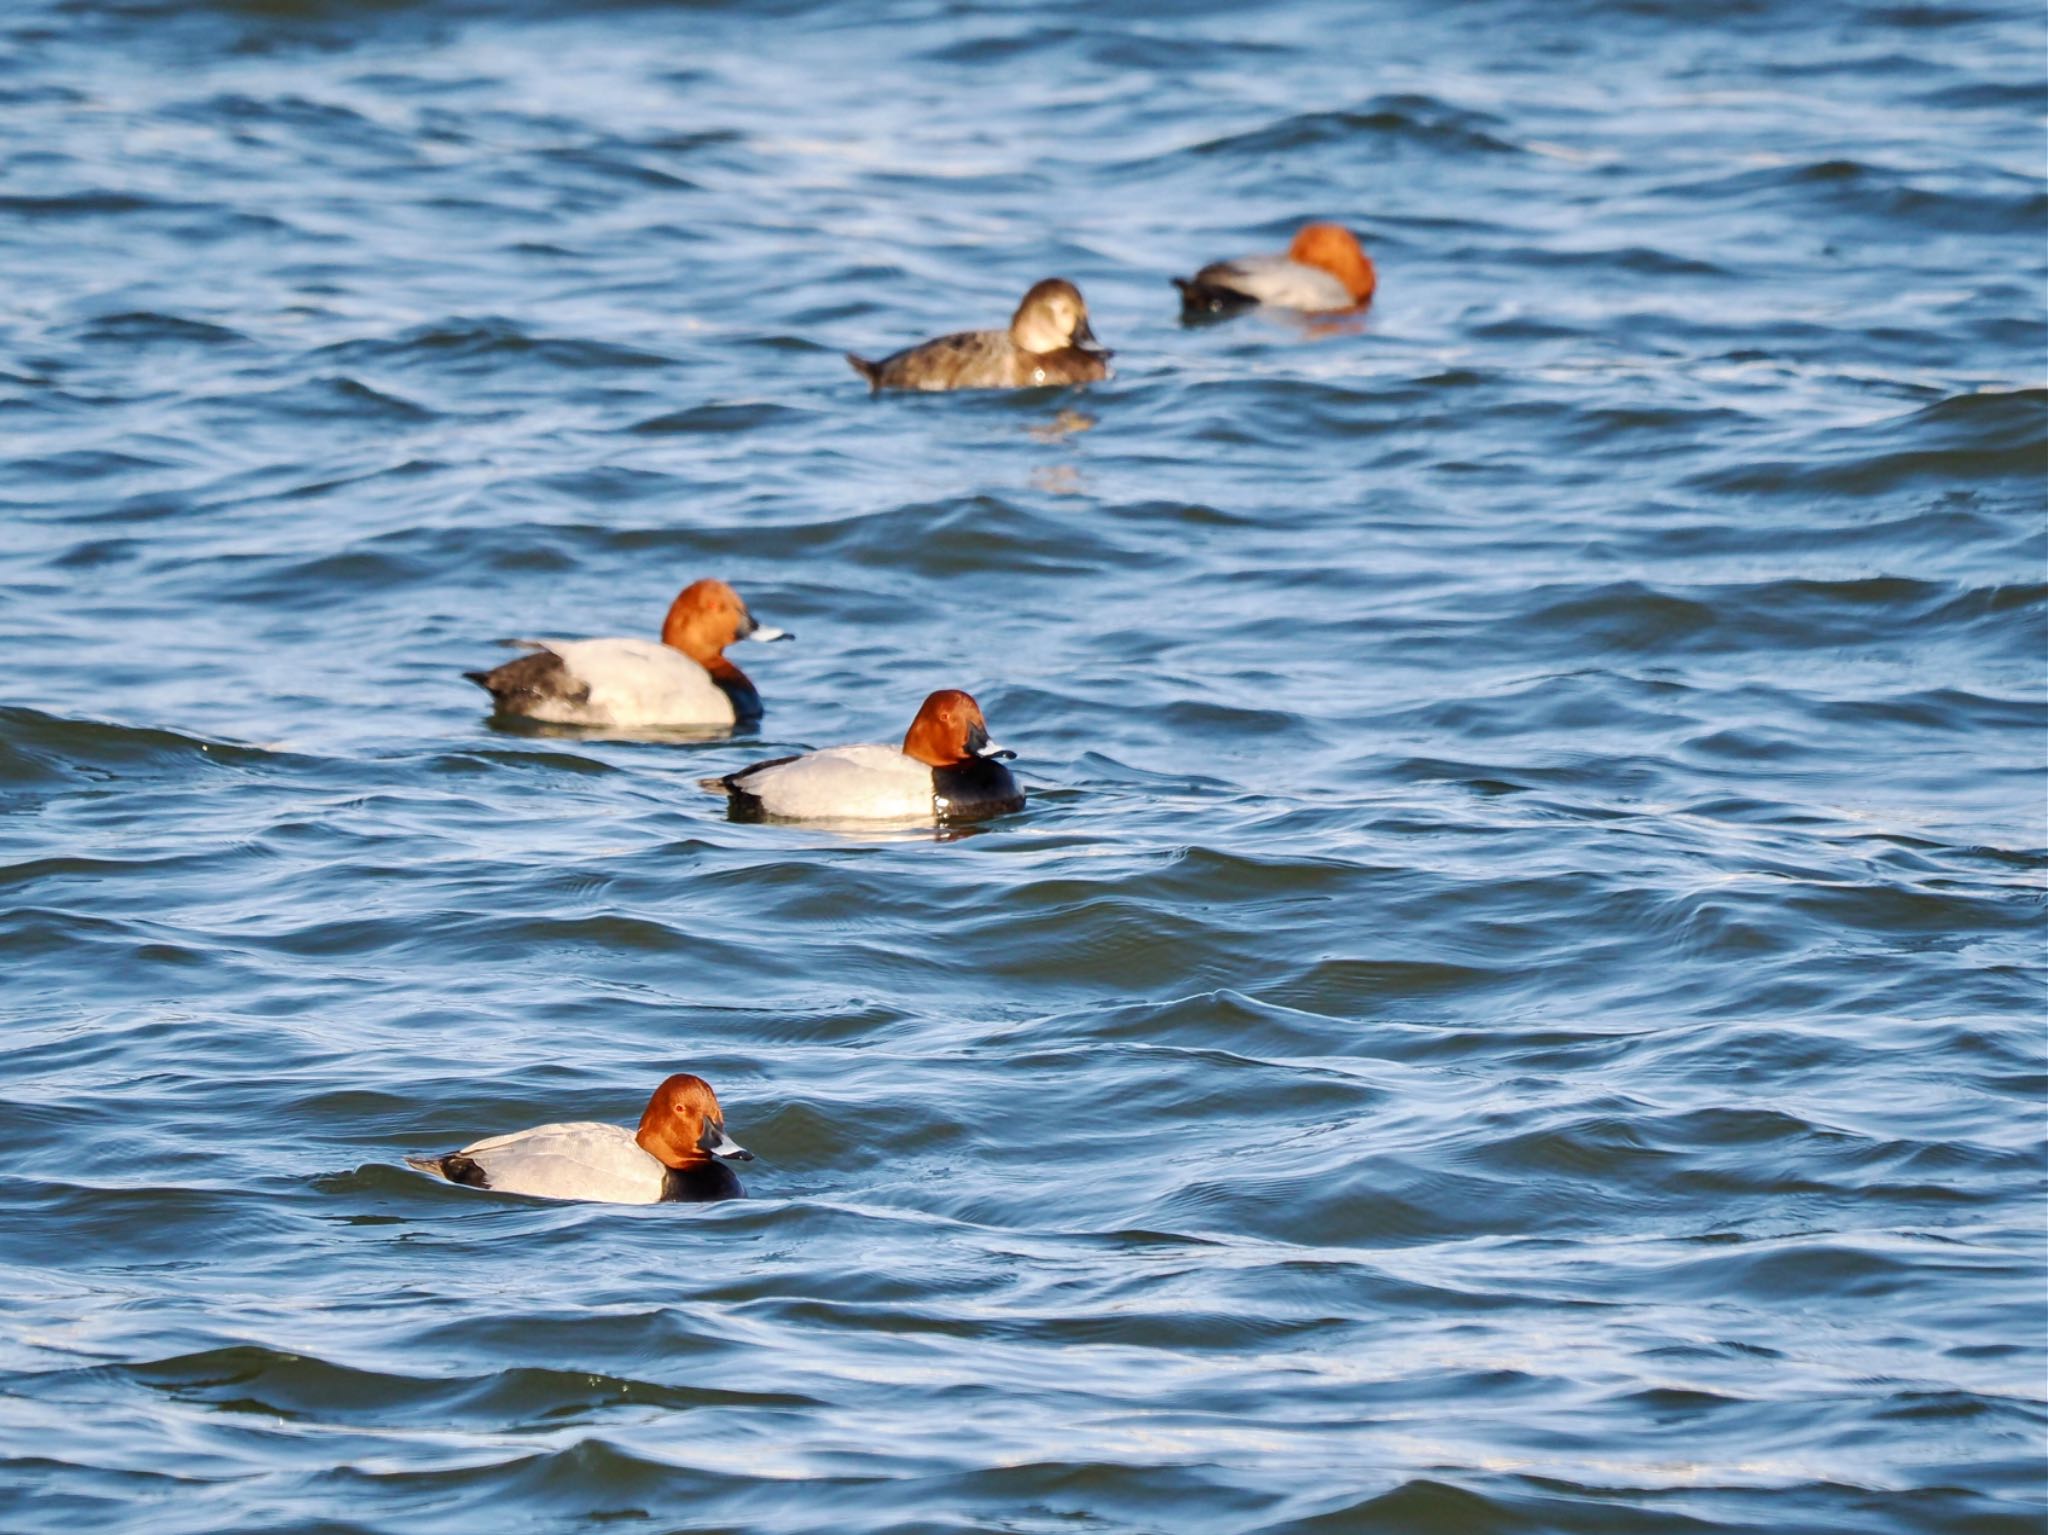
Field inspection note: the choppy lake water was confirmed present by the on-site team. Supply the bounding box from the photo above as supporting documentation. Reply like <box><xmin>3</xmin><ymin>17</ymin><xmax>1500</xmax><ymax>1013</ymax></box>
<box><xmin>2</xmin><ymin>0</ymin><xmax>2044</xmax><ymax>1530</ymax></box>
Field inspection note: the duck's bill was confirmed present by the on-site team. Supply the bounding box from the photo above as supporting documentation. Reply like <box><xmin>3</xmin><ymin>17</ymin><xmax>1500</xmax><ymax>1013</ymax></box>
<box><xmin>708</xmin><ymin>1130</ymin><xmax>754</xmax><ymax>1161</ymax></box>
<box><xmin>1073</xmin><ymin>319</ymin><xmax>1111</xmax><ymax>357</ymax></box>
<box><xmin>747</xmin><ymin>626</ymin><xmax>793</xmax><ymax>644</ymax></box>
<box><xmin>977</xmin><ymin>742</ymin><xmax>1017</xmax><ymax>761</ymax></box>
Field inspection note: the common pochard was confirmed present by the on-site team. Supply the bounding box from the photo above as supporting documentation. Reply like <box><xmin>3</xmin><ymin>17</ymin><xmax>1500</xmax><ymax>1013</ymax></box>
<box><xmin>406</xmin><ymin>1072</ymin><xmax>752</xmax><ymax>1204</ymax></box>
<box><xmin>707</xmin><ymin>689</ymin><xmax>1024</xmax><ymax>822</ymax></box>
<box><xmin>467</xmin><ymin>578</ymin><xmax>789</xmax><ymax>728</ymax></box>
<box><xmin>848</xmin><ymin>279</ymin><xmax>1111</xmax><ymax>392</ymax></box>
<box><xmin>1173</xmin><ymin>223</ymin><xmax>1376</xmax><ymax>318</ymax></box>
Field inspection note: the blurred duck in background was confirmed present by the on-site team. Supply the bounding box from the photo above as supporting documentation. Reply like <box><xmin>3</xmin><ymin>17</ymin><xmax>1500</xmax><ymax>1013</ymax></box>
<box><xmin>848</xmin><ymin>279</ymin><xmax>1111</xmax><ymax>392</ymax></box>
<box><xmin>1173</xmin><ymin>223</ymin><xmax>1376</xmax><ymax>319</ymax></box>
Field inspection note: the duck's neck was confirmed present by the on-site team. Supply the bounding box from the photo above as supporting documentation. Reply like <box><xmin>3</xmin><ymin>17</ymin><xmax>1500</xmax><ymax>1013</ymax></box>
<box><xmin>661</xmin><ymin>1158</ymin><xmax>744</xmax><ymax>1203</ymax></box>
<box><xmin>702</xmin><ymin>654</ymin><xmax>761</xmax><ymax>720</ymax></box>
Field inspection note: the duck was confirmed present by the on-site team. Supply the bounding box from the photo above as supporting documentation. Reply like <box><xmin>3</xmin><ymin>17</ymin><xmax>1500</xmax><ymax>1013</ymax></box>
<box><xmin>707</xmin><ymin>688</ymin><xmax>1025</xmax><ymax>822</ymax></box>
<box><xmin>1172</xmin><ymin>223</ymin><xmax>1376</xmax><ymax>318</ymax></box>
<box><xmin>847</xmin><ymin>279</ymin><xmax>1112</xmax><ymax>392</ymax></box>
<box><xmin>406</xmin><ymin>1072</ymin><xmax>752</xmax><ymax>1204</ymax></box>
<box><xmin>466</xmin><ymin>578</ymin><xmax>790</xmax><ymax>728</ymax></box>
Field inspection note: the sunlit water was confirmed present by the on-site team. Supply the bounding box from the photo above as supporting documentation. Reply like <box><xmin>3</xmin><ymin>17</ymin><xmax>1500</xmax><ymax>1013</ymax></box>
<box><xmin>1</xmin><ymin>1</ymin><xmax>2043</xmax><ymax>1530</ymax></box>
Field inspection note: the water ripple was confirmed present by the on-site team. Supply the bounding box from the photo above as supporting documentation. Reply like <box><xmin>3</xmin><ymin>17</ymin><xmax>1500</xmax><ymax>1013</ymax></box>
<box><xmin>0</xmin><ymin>0</ymin><xmax>2040</xmax><ymax>1531</ymax></box>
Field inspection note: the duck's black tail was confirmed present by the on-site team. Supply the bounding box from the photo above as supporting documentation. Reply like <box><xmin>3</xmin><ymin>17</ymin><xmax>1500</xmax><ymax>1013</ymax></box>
<box><xmin>1172</xmin><ymin>276</ymin><xmax>1256</xmax><ymax>320</ymax></box>
<box><xmin>463</xmin><ymin>649</ymin><xmax>582</xmax><ymax>715</ymax></box>
<box><xmin>700</xmin><ymin>753</ymin><xmax>801</xmax><ymax>819</ymax></box>
<box><xmin>406</xmin><ymin>1153</ymin><xmax>488</xmax><ymax>1188</ymax></box>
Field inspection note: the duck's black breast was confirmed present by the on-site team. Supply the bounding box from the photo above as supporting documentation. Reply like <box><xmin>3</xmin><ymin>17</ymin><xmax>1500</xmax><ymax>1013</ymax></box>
<box><xmin>662</xmin><ymin>1160</ymin><xmax>745</xmax><ymax>1203</ymax></box>
<box><xmin>714</xmin><ymin>673</ymin><xmax>762</xmax><ymax>724</ymax></box>
<box><xmin>934</xmin><ymin>757</ymin><xmax>1025</xmax><ymax>820</ymax></box>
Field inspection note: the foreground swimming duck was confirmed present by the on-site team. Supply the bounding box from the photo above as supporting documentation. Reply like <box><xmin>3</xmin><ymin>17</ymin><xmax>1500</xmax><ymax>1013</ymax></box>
<box><xmin>467</xmin><ymin>578</ymin><xmax>789</xmax><ymax>728</ymax></box>
<box><xmin>1172</xmin><ymin>223</ymin><xmax>1376</xmax><ymax>318</ymax></box>
<box><xmin>708</xmin><ymin>688</ymin><xmax>1025</xmax><ymax>822</ymax></box>
<box><xmin>847</xmin><ymin>279</ymin><xmax>1111</xmax><ymax>392</ymax></box>
<box><xmin>406</xmin><ymin>1072</ymin><xmax>752</xmax><ymax>1204</ymax></box>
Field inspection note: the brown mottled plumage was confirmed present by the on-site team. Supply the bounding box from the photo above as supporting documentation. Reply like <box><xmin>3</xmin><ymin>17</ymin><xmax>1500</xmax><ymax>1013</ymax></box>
<box><xmin>848</xmin><ymin>279</ymin><xmax>1112</xmax><ymax>392</ymax></box>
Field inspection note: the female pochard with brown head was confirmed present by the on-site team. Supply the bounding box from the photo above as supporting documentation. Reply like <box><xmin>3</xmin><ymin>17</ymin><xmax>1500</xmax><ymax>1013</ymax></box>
<box><xmin>847</xmin><ymin>279</ymin><xmax>1112</xmax><ymax>392</ymax></box>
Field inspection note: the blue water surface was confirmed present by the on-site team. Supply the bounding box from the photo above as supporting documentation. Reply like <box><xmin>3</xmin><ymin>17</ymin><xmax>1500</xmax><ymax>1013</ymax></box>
<box><xmin>0</xmin><ymin>0</ymin><xmax>2043</xmax><ymax>1530</ymax></box>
